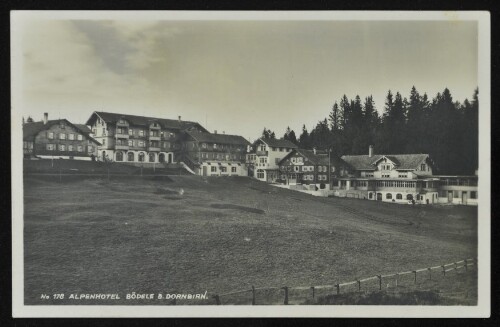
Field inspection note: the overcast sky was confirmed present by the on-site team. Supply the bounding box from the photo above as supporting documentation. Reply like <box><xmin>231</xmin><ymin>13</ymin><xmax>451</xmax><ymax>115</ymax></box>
<box><xmin>17</xmin><ymin>19</ymin><xmax>478</xmax><ymax>140</ymax></box>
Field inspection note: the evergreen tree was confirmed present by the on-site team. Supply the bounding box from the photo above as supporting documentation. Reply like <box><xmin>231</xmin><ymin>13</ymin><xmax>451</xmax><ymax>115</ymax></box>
<box><xmin>328</xmin><ymin>102</ymin><xmax>340</xmax><ymax>131</ymax></box>
<box><xmin>299</xmin><ymin>124</ymin><xmax>310</xmax><ymax>149</ymax></box>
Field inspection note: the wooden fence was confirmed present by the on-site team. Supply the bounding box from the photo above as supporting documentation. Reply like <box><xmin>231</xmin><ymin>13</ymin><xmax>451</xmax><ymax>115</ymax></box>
<box><xmin>212</xmin><ymin>258</ymin><xmax>476</xmax><ymax>305</ymax></box>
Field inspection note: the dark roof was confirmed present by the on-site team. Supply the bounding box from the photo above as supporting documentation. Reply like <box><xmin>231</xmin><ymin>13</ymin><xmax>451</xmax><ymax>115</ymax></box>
<box><xmin>186</xmin><ymin>130</ymin><xmax>251</xmax><ymax>146</ymax></box>
<box><xmin>23</xmin><ymin>119</ymin><xmax>101</xmax><ymax>145</ymax></box>
<box><xmin>279</xmin><ymin>148</ymin><xmax>344</xmax><ymax>166</ymax></box>
<box><xmin>341</xmin><ymin>154</ymin><xmax>431</xmax><ymax>171</ymax></box>
<box><xmin>258</xmin><ymin>138</ymin><xmax>298</xmax><ymax>149</ymax></box>
<box><xmin>86</xmin><ymin>111</ymin><xmax>208</xmax><ymax>132</ymax></box>
<box><xmin>74</xmin><ymin>124</ymin><xmax>92</xmax><ymax>134</ymax></box>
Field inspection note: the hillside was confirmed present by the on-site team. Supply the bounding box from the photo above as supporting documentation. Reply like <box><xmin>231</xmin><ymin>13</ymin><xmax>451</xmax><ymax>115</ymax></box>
<box><xmin>23</xmin><ymin>175</ymin><xmax>477</xmax><ymax>305</ymax></box>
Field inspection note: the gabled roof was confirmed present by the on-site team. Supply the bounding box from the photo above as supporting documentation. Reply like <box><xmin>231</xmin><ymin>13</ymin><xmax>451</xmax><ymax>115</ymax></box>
<box><xmin>74</xmin><ymin>124</ymin><xmax>92</xmax><ymax>135</ymax></box>
<box><xmin>341</xmin><ymin>154</ymin><xmax>431</xmax><ymax>171</ymax></box>
<box><xmin>257</xmin><ymin>138</ymin><xmax>298</xmax><ymax>149</ymax></box>
<box><xmin>23</xmin><ymin>119</ymin><xmax>101</xmax><ymax>145</ymax></box>
<box><xmin>86</xmin><ymin>111</ymin><xmax>208</xmax><ymax>132</ymax></box>
<box><xmin>186</xmin><ymin>130</ymin><xmax>251</xmax><ymax>146</ymax></box>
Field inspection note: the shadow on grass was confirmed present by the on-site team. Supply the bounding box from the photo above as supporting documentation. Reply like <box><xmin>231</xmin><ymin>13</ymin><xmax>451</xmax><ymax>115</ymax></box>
<box><xmin>210</xmin><ymin>203</ymin><xmax>265</xmax><ymax>214</ymax></box>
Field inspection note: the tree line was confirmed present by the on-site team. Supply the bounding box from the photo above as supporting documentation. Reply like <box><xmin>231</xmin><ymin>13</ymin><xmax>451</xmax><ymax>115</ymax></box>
<box><xmin>260</xmin><ymin>86</ymin><xmax>478</xmax><ymax>175</ymax></box>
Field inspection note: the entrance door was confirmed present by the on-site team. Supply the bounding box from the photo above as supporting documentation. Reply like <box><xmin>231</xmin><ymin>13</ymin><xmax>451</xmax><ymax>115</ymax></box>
<box><xmin>376</xmin><ymin>193</ymin><xmax>382</xmax><ymax>201</ymax></box>
<box><xmin>462</xmin><ymin>191</ymin><xmax>467</xmax><ymax>205</ymax></box>
<box><xmin>202</xmin><ymin>166</ymin><xmax>207</xmax><ymax>177</ymax></box>
<box><xmin>447</xmin><ymin>191</ymin><xmax>453</xmax><ymax>203</ymax></box>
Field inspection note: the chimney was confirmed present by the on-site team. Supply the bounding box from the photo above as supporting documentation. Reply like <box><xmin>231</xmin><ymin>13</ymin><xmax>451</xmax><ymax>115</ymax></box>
<box><xmin>313</xmin><ymin>147</ymin><xmax>317</xmax><ymax>155</ymax></box>
<box><xmin>369</xmin><ymin>145</ymin><xmax>374</xmax><ymax>157</ymax></box>
<box><xmin>223</xmin><ymin>131</ymin><xmax>225</xmax><ymax>134</ymax></box>
<box><xmin>178</xmin><ymin>115</ymin><xmax>181</xmax><ymax>123</ymax></box>
<box><xmin>43</xmin><ymin>112</ymin><xmax>48</xmax><ymax>125</ymax></box>
<box><xmin>214</xmin><ymin>130</ymin><xmax>217</xmax><ymax>134</ymax></box>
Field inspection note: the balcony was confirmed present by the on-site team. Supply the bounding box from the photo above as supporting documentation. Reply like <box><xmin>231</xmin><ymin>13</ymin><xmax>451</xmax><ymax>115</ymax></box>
<box><xmin>116</xmin><ymin>133</ymin><xmax>129</xmax><ymax>139</ymax></box>
<box><xmin>148</xmin><ymin>146</ymin><xmax>161</xmax><ymax>152</ymax></box>
<box><xmin>115</xmin><ymin>144</ymin><xmax>129</xmax><ymax>150</ymax></box>
<box><xmin>256</xmin><ymin>150</ymin><xmax>268</xmax><ymax>156</ymax></box>
<box><xmin>148</xmin><ymin>135</ymin><xmax>161</xmax><ymax>141</ymax></box>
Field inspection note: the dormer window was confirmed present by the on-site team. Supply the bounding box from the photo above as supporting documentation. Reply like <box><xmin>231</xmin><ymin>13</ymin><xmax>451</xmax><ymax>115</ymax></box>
<box><xmin>420</xmin><ymin>164</ymin><xmax>426</xmax><ymax>171</ymax></box>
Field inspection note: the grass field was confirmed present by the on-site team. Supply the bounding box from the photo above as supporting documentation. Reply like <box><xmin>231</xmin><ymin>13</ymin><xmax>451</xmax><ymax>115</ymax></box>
<box><xmin>23</xmin><ymin>175</ymin><xmax>478</xmax><ymax>305</ymax></box>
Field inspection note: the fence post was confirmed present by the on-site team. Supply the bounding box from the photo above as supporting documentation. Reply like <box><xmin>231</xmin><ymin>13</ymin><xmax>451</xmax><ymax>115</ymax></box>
<box><xmin>395</xmin><ymin>274</ymin><xmax>399</xmax><ymax>287</ymax></box>
<box><xmin>454</xmin><ymin>262</ymin><xmax>458</xmax><ymax>271</ymax></box>
<box><xmin>377</xmin><ymin>275</ymin><xmax>382</xmax><ymax>290</ymax></box>
<box><xmin>213</xmin><ymin>295</ymin><xmax>221</xmax><ymax>305</ymax></box>
<box><xmin>251</xmin><ymin>286</ymin><xmax>256</xmax><ymax>305</ymax></box>
<box><xmin>335</xmin><ymin>284</ymin><xmax>340</xmax><ymax>295</ymax></box>
<box><xmin>413</xmin><ymin>270</ymin><xmax>417</xmax><ymax>284</ymax></box>
<box><xmin>282</xmin><ymin>287</ymin><xmax>289</xmax><ymax>305</ymax></box>
<box><xmin>464</xmin><ymin>259</ymin><xmax>468</xmax><ymax>272</ymax></box>
<box><xmin>357</xmin><ymin>280</ymin><xmax>361</xmax><ymax>292</ymax></box>
<box><xmin>428</xmin><ymin>267</ymin><xmax>432</xmax><ymax>280</ymax></box>
<box><xmin>311</xmin><ymin>286</ymin><xmax>315</xmax><ymax>299</ymax></box>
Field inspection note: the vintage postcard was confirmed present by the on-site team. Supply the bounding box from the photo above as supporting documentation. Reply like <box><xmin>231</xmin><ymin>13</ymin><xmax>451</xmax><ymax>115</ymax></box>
<box><xmin>11</xmin><ymin>11</ymin><xmax>490</xmax><ymax>317</ymax></box>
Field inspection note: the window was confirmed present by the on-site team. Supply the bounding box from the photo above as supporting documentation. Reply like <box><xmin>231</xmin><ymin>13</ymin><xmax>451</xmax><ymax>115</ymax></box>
<box><xmin>211</xmin><ymin>166</ymin><xmax>217</xmax><ymax>172</ymax></box>
<box><xmin>257</xmin><ymin>170</ymin><xmax>265</xmax><ymax>179</ymax></box>
<box><xmin>149</xmin><ymin>153</ymin><xmax>155</xmax><ymax>162</ymax></box>
<box><xmin>280</xmin><ymin>148</ymin><xmax>284</xmax><ymax>152</ymax></box>
<box><xmin>275</xmin><ymin>158</ymin><xmax>281</xmax><ymax>165</ymax></box>
<box><xmin>386</xmin><ymin>193</ymin><xmax>392</xmax><ymax>199</ymax></box>
<box><xmin>128</xmin><ymin>140</ymin><xmax>133</xmax><ymax>146</ymax></box>
<box><xmin>59</xmin><ymin>133</ymin><xmax>66</xmax><ymax>140</ymax></box>
<box><xmin>202</xmin><ymin>143</ymin><xmax>207</xmax><ymax>148</ymax></box>
<box><xmin>88</xmin><ymin>146</ymin><xmax>93</xmax><ymax>152</ymax></box>
<box><xmin>138</xmin><ymin>141</ymin><xmax>145</xmax><ymax>147</ymax></box>
<box><xmin>139</xmin><ymin>130</ymin><xmax>144</xmax><ymax>137</ymax></box>
<box><xmin>77</xmin><ymin>145</ymin><xmax>83</xmax><ymax>152</ymax></box>
<box><xmin>116</xmin><ymin>152</ymin><xmax>123</xmax><ymax>161</ymax></box>
<box><xmin>68</xmin><ymin>133</ymin><xmax>75</xmax><ymax>140</ymax></box>
<box><xmin>396</xmin><ymin>193</ymin><xmax>402</xmax><ymax>200</ymax></box>
<box><xmin>68</xmin><ymin>145</ymin><xmax>74</xmax><ymax>152</ymax></box>
<box><xmin>46</xmin><ymin>144</ymin><xmax>54</xmax><ymax>151</ymax></box>
<box><xmin>453</xmin><ymin>191</ymin><xmax>459</xmax><ymax>198</ymax></box>
<box><xmin>421</xmin><ymin>164</ymin><xmax>426</xmax><ymax>171</ymax></box>
<box><xmin>470</xmin><ymin>191</ymin><xmax>477</xmax><ymax>199</ymax></box>
<box><xmin>77</xmin><ymin>134</ymin><xmax>83</xmax><ymax>141</ymax></box>
<box><xmin>259</xmin><ymin>145</ymin><xmax>266</xmax><ymax>151</ymax></box>
<box><xmin>231</xmin><ymin>167</ymin><xmax>237</xmax><ymax>173</ymax></box>
<box><xmin>60</xmin><ymin>122</ymin><xmax>65</xmax><ymax>129</ymax></box>
<box><xmin>102</xmin><ymin>138</ymin><xmax>106</xmax><ymax>145</ymax></box>
<box><xmin>406</xmin><ymin>194</ymin><xmax>413</xmax><ymax>200</ymax></box>
<box><xmin>369</xmin><ymin>192</ymin><xmax>373</xmax><ymax>199</ymax></box>
<box><xmin>48</xmin><ymin>132</ymin><xmax>54</xmax><ymax>139</ymax></box>
<box><xmin>59</xmin><ymin>144</ymin><xmax>66</xmax><ymax>151</ymax></box>
<box><xmin>294</xmin><ymin>166</ymin><xmax>299</xmax><ymax>172</ymax></box>
<box><xmin>213</xmin><ymin>144</ymin><xmax>217</xmax><ymax>149</ymax></box>
<box><xmin>128</xmin><ymin>152</ymin><xmax>135</xmax><ymax>161</ymax></box>
<box><xmin>102</xmin><ymin>128</ymin><xmax>106</xmax><ymax>136</ymax></box>
<box><xmin>220</xmin><ymin>167</ymin><xmax>227</xmax><ymax>173</ymax></box>
<box><xmin>272</xmin><ymin>147</ymin><xmax>277</xmax><ymax>151</ymax></box>
<box><xmin>138</xmin><ymin>153</ymin><xmax>145</xmax><ymax>162</ymax></box>
<box><xmin>129</xmin><ymin>129</ymin><xmax>134</xmax><ymax>136</ymax></box>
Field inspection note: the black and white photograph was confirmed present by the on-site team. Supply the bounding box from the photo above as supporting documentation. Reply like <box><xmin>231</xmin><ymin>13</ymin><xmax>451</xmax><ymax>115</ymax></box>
<box><xmin>11</xmin><ymin>11</ymin><xmax>490</xmax><ymax>317</ymax></box>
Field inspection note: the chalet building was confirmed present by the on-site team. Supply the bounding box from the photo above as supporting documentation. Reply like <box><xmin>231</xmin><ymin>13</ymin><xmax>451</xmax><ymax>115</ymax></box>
<box><xmin>179</xmin><ymin>130</ymin><xmax>251</xmax><ymax>176</ymax></box>
<box><xmin>247</xmin><ymin>138</ymin><xmax>298</xmax><ymax>182</ymax></box>
<box><xmin>334</xmin><ymin>145</ymin><xmax>440</xmax><ymax>204</ymax></box>
<box><xmin>277</xmin><ymin>148</ymin><xmax>347</xmax><ymax>189</ymax></box>
<box><xmin>436</xmin><ymin>175</ymin><xmax>478</xmax><ymax>205</ymax></box>
<box><xmin>85</xmin><ymin>111</ymin><xmax>208</xmax><ymax>165</ymax></box>
<box><xmin>23</xmin><ymin>113</ymin><xmax>100</xmax><ymax>160</ymax></box>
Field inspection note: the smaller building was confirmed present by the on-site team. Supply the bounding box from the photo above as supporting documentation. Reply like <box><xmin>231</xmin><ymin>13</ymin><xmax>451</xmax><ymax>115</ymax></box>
<box><xmin>248</xmin><ymin>138</ymin><xmax>298</xmax><ymax>182</ymax></box>
<box><xmin>436</xmin><ymin>175</ymin><xmax>478</xmax><ymax>205</ymax></box>
<box><xmin>277</xmin><ymin>148</ymin><xmax>346</xmax><ymax>190</ymax></box>
<box><xmin>23</xmin><ymin>113</ymin><xmax>101</xmax><ymax>160</ymax></box>
<box><xmin>180</xmin><ymin>130</ymin><xmax>251</xmax><ymax>176</ymax></box>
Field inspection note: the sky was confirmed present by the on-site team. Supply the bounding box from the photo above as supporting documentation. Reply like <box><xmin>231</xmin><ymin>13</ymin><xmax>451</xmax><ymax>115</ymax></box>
<box><xmin>17</xmin><ymin>18</ymin><xmax>478</xmax><ymax>141</ymax></box>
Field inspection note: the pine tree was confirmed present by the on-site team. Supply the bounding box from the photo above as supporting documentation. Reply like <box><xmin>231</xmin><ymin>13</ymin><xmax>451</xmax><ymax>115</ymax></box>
<box><xmin>299</xmin><ymin>124</ymin><xmax>310</xmax><ymax>149</ymax></box>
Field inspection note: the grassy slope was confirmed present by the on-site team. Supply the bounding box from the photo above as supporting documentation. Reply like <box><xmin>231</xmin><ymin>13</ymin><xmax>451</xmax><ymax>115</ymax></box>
<box><xmin>23</xmin><ymin>175</ymin><xmax>477</xmax><ymax>305</ymax></box>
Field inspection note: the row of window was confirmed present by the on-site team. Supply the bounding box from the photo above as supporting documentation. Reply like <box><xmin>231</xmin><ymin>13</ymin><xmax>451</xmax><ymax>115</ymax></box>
<box><xmin>94</xmin><ymin>127</ymin><xmax>176</xmax><ymax>139</ymax></box>
<box><xmin>48</xmin><ymin>132</ymin><xmax>84</xmax><ymax>141</ymax></box>
<box><xmin>291</xmin><ymin>157</ymin><xmax>304</xmax><ymax>164</ymax></box>
<box><xmin>438</xmin><ymin>190</ymin><xmax>477</xmax><ymax>199</ymax></box>
<box><xmin>209</xmin><ymin>166</ymin><xmax>238</xmax><ymax>173</ymax></box>
<box><xmin>368</xmin><ymin>192</ymin><xmax>414</xmax><ymax>200</ymax></box>
<box><xmin>281</xmin><ymin>165</ymin><xmax>335</xmax><ymax>173</ymax></box>
<box><xmin>199</xmin><ymin>152</ymin><xmax>246</xmax><ymax>161</ymax></box>
<box><xmin>46</xmin><ymin>144</ymin><xmax>93</xmax><ymax>152</ymax></box>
